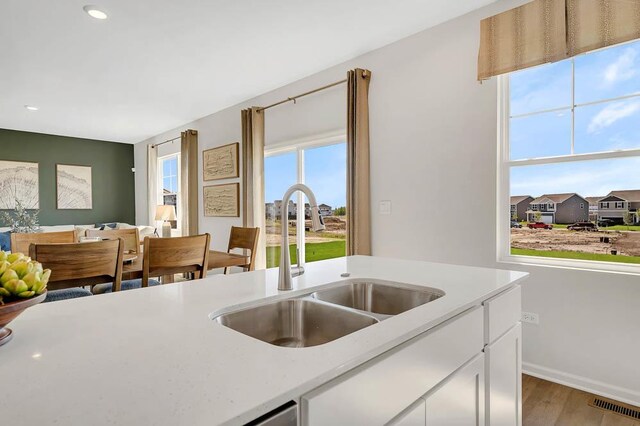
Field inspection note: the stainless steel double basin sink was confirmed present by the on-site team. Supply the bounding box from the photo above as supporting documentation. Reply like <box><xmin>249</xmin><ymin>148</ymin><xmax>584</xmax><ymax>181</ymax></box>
<box><xmin>212</xmin><ymin>280</ymin><xmax>444</xmax><ymax>348</ymax></box>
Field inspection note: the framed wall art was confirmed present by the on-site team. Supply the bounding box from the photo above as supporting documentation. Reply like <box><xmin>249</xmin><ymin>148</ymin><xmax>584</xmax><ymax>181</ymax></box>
<box><xmin>56</xmin><ymin>164</ymin><xmax>92</xmax><ymax>209</ymax></box>
<box><xmin>203</xmin><ymin>142</ymin><xmax>239</xmax><ymax>181</ymax></box>
<box><xmin>0</xmin><ymin>160</ymin><xmax>39</xmax><ymax>209</ymax></box>
<box><xmin>203</xmin><ymin>183</ymin><xmax>239</xmax><ymax>217</ymax></box>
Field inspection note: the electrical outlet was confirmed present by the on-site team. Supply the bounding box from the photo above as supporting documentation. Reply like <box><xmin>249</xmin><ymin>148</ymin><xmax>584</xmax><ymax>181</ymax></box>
<box><xmin>379</xmin><ymin>200</ymin><xmax>392</xmax><ymax>215</ymax></box>
<box><xmin>521</xmin><ymin>311</ymin><xmax>539</xmax><ymax>325</ymax></box>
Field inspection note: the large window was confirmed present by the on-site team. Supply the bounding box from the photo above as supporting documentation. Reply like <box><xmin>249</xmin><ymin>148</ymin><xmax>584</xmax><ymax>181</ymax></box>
<box><xmin>264</xmin><ymin>139</ymin><xmax>347</xmax><ymax>268</ymax></box>
<box><xmin>158</xmin><ymin>154</ymin><xmax>180</xmax><ymax>230</ymax></box>
<box><xmin>501</xmin><ymin>40</ymin><xmax>640</xmax><ymax>270</ymax></box>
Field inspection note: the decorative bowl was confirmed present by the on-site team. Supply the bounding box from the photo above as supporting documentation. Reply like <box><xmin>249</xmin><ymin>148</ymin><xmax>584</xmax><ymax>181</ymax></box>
<box><xmin>0</xmin><ymin>291</ymin><xmax>46</xmax><ymax>347</ymax></box>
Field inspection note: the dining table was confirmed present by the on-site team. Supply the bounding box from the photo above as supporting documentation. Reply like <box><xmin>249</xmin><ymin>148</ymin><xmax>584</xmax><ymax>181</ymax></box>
<box><xmin>122</xmin><ymin>250</ymin><xmax>250</xmax><ymax>279</ymax></box>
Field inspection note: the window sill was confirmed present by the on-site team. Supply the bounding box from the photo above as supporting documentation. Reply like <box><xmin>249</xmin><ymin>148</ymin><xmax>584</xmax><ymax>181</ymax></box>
<box><xmin>498</xmin><ymin>254</ymin><xmax>640</xmax><ymax>276</ymax></box>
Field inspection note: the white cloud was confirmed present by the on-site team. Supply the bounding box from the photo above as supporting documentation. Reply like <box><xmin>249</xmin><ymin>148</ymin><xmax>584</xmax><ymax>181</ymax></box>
<box><xmin>587</xmin><ymin>101</ymin><xmax>640</xmax><ymax>134</ymax></box>
<box><xmin>603</xmin><ymin>48</ymin><xmax>638</xmax><ymax>85</ymax></box>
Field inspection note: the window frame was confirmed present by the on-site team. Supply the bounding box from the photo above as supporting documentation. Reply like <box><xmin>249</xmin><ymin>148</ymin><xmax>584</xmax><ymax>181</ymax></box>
<box><xmin>157</xmin><ymin>153</ymin><xmax>181</xmax><ymax>233</ymax></box>
<box><xmin>497</xmin><ymin>54</ymin><xmax>640</xmax><ymax>274</ymax></box>
<box><xmin>264</xmin><ymin>132</ymin><xmax>346</xmax><ymax>266</ymax></box>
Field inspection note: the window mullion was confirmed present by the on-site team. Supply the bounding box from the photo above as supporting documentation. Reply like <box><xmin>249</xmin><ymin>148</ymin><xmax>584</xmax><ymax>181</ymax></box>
<box><xmin>296</xmin><ymin>148</ymin><xmax>305</xmax><ymax>267</ymax></box>
<box><xmin>571</xmin><ymin>59</ymin><xmax>575</xmax><ymax>155</ymax></box>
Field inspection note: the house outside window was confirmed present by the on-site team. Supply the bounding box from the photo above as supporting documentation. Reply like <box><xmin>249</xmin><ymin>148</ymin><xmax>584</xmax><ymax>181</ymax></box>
<box><xmin>500</xmin><ymin>39</ymin><xmax>640</xmax><ymax>272</ymax></box>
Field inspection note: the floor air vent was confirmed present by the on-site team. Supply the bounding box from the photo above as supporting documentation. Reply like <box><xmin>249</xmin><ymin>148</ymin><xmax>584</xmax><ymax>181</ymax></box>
<box><xmin>588</xmin><ymin>396</ymin><xmax>640</xmax><ymax>420</ymax></box>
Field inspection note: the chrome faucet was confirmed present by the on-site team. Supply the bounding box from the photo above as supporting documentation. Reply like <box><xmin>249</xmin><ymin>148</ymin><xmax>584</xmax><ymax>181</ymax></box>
<box><xmin>278</xmin><ymin>184</ymin><xmax>326</xmax><ymax>291</ymax></box>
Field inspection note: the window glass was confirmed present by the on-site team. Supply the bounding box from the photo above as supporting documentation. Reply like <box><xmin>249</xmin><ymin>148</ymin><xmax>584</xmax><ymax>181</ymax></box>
<box><xmin>510</xmin><ymin>60</ymin><xmax>572</xmax><ymax>116</ymax></box>
<box><xmin>159</xmin><ymin>155</ymin><xmax>179</xmax><ymax>230</ymax></box>
<box><xmin>264</xmin><ymin>143</ymin><xmax>347</xmax><ymax>268</ymax></box>
<box><xmin>303</xmin><ymin>143</ymin><xmax>347</xmax><ymax>263</ymax></box>
<box><xmin>510</xmin><ymin>157</ymin><xmax>640</xmax><ymax>264</ymax></box>
<box><xmin>575</xmin><ymin>40</ymin><xmax>640</xmax><ymax>104</ymax></box>
<box><xmin>574</xmin><ymin>99</ymin><xmax>640</xmax><ymax>154</ymax></box>
<box><xmin>509</xmin><ymin>110</ymin><xmax>572</xmax><ymax>160</ymax></box>
<box><xmin>264</xmin><ymin>151</ymin><xmax>297</xmax><ymax>268</ymax></box>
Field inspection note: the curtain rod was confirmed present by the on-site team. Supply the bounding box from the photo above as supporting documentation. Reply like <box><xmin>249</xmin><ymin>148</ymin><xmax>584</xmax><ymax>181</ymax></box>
<box><xmin>258</xmin><ymin>78</ymin><xmax>347</xmax><ymax>112</ymax></box>
<box><xmin>151</xmin><ymin>136</ymin><xmax>180</xmax><ymax>148</ymax></box>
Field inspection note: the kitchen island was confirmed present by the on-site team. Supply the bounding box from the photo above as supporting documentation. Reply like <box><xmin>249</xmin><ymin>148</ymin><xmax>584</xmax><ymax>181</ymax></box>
<box><xmin>0</xmin><ymin>256</ymin><xmax>527</xmax><ymax>425</ymax></box>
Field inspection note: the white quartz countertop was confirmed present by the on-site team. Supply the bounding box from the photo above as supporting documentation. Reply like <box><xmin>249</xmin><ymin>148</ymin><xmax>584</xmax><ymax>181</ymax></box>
<box><xmin>0</xmin><ymin>256</ymin><xmax>527</xmax><ymax>425</ymax></box>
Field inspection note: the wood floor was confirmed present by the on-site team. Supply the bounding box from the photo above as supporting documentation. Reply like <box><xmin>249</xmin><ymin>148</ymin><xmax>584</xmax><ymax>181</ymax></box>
<box><xmin>523</xmin><ymin>375</ymin><xmax>640</xmax><ymax>426</ymax></box>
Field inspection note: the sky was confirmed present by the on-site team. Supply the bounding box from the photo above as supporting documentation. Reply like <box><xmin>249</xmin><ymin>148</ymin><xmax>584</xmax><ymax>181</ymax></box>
<box><xmin>510</xmin><ymin>40</ymin><xmax>640</xmax><ymax>198</ymax></box>
<box><xmin>265</xmin><ymin>142</ymin><xmax>347</xmax><ymax>208</ymax></box>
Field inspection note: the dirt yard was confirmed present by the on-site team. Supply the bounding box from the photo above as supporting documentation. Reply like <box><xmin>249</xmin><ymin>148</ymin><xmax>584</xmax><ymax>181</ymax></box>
<box><xmin>265</xmin><ymin>216</ymin><xmax>346</xmax><ymax>246</ymax></box>
<box><xmin>511</xmin><ymin>228</ymin><xmax>640</xmax><ymax>257</ymax></box>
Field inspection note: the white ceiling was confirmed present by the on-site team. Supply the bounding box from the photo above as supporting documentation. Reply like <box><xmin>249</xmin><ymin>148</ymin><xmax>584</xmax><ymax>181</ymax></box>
<box><xmin>0</xmin><ymin>0</ymin><xmax>495</xmax><ymax>143</ymax></box>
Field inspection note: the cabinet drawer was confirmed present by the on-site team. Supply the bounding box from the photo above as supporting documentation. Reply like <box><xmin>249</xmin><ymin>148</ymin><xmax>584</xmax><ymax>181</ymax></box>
<box><xmin>302</xmin><ymin>307</ymin><xmax>484</xmax><ymax>426</ymax></box>
<box><xmin>483</xmin><ymin>285</ymin><xmax>521</xmax><ymax>345</ymax></box>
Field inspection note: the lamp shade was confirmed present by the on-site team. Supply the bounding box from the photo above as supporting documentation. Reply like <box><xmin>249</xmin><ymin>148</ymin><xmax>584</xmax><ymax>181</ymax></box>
<box><xmin>155</xmin><ymin>205</ymin><xmax>177</xmax><ymax>221</ymax></box>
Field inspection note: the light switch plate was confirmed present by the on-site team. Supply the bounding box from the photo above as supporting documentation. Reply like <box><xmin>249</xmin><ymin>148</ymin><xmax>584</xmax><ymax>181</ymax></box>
<box><xmin>379</xmin><ymin>200</ymin><xmax>392</xmax><ymax>215</ymax></box>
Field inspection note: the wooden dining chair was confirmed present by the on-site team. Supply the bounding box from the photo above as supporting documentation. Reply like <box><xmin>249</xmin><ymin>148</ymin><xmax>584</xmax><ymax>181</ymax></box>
<box><xmin>11</xmin><ymin>230</ymin><xmax>77</xmax><ymax>255</ymax></box>
<box><xmin>224</xmin><ymin>227</ymin><xmax>260</xmax><ymax>274</ymax></box>
<box><xmin>86</xmin><ymin>228</ymin><xmax>140</xmax><ymax>254</ymax></box>
<box><xmin>142</xmin><ymin>233</ymin><xmax>211</xmax><ymax>287</ymax></box>
<box><xmin>29</xmin><ymin>239</ymin><xmax>124</xmax><ymax>303</ymax></box>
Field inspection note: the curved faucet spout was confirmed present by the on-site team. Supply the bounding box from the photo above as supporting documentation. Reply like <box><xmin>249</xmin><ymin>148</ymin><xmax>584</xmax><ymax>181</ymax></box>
<box><xmin>278</xmin><ymin>184</ymin><xmax>326</xmax><ymax>291</ymax></box>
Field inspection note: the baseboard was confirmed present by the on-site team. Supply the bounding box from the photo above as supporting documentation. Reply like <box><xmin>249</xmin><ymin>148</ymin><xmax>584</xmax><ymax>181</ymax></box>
<box><xmin>523</xmin><ymin>362</ymin><xmax>640</xmax><ymax>407</ymax></box>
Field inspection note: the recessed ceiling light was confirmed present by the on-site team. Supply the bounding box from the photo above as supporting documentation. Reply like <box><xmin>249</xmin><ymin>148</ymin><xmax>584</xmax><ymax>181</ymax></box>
<box><xmin>83</xmin><ymin>5</ymin><xmax>108</xmax><ymax>20</ymax></box>
<box><xmin>24</xmin><ymin>105</ymin><xmax>39</xmax><ymax>111</ymax></box>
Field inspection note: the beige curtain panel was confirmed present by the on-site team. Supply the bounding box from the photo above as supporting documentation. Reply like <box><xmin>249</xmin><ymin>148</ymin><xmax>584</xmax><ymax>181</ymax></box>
<box><xmin>180</xmin><ymin>129</ymin><xmax>199</xmax><ymax>236</ymax></box>
<box><xmin>147</xmin><ymin>144</ymin><xmax>158</xmax><ymax>226</ymax></box>
<box><xmin>566</xmin><ymin>0</ymin><xmax>640</xmax><ymax>56</ymax></box>
<box><xmin>346</xmin><ymin>68</ymin><xmax>372</xmax><ymax>256</ymax></box>
<box><xmin>479</xmin><ymin>0</ymin><xmax>640</xmax><ymax>80</ymax></box>
<box><xmin>241</xmin><ymin>107</ymin><xmax>266</xmax><ymax>269</ymax></box>
<box><xmin>478</xmin><ymin>0</ymin><xmax>567</xmax><ymax>80</ymax></box>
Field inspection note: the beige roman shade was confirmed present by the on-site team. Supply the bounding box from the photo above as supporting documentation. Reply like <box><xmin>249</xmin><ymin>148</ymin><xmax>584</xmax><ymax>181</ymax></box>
<box><xmin>241</xmin><ymin>107</ymin><xmax>266</xmax><ymax>269</ymax></box>
<box><xmin>566</xmin><ymin>0</ymin><xmax>640</xmax><ymax>56</ymax></box>
<box><xmin>478</xmin><ymin>0</ymin><xmax>640</xmax><ymax>80</ymax></box>
<box><xmin>478</xmin><ymin>0</ymin><xmax>567</xmax><ymax>80</ymax></box>
<box><xmin>180</xmin><ymin>129</ymin><xmax>199</xmax><ymax>236</ymax></box>
<box><xmin>346</xmin><ymin>68</ymin><xmax>372</xmax><ymax>256</ymax></box>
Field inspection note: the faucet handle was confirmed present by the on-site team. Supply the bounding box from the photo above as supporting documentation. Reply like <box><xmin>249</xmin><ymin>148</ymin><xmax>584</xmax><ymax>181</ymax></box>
<box><xmin>291</xmin><ymin>247</ymin><xmax>305</xmax><ymax>278</ymax></box>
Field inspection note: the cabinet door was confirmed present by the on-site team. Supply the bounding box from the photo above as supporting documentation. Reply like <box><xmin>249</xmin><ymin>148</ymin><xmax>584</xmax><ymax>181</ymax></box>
<box><xmin>485</xmin><ymin>323</ymin><xmax>522</xmax><ymax>426</ymax></box>
<box><xmin>389</xmin><ymin>399</ymin><xmax>426</xmax><ymax>426</ymax></box>
<box><xmin>425</xmin><ymin>354</ymin><xmax>485</xmax><ymax>426</ymax></box>
<box><xmin>302</xmin><ymin>307</ymin><xmax>483</xmax><ymax>426</ymax></box>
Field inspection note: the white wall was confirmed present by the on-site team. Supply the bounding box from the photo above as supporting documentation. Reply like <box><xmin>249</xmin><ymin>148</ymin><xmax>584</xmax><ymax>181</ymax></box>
<box><xmin>134</xmin><ymin>0</ymin><xmax>640</xmax><ymax>405</ymax></box>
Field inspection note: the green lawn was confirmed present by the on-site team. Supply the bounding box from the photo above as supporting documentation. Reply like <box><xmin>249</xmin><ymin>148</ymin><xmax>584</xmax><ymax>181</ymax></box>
<box><xmin>511</xmin><ymin>248</ymin><xmax>640</xmax><ymax>264</ymax></box>
<box><xmin>266</xmin><ymin>240</ymin><xmax>346</xmax><ymax>268</ymax></box>
<box><xmin>600</xmin><ymin>225</ymin><xmax>640</xmax><ymax>232</ymax></box>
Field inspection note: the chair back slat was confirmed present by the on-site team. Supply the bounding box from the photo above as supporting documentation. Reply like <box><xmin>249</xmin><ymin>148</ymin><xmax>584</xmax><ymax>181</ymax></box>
<box><xmin>86</xmin><ymin>228</ymin><xmax>140</xmax><ymax>254</ymax></box>
<box><xmin>225</xmin><ymin>227</ymin><xmax>260</xmax><ymax>273</ymax></box>
<box><xmin>29</xmin><ymin>239</ymin><xmax>124</xmax><ymax>292</ymax></box>
<box><xmin>10</xmin><ymin>230</ymin><xmax>77</xmax><ymax>255</ymax></box>
<box><xmin>142</xmin><ymin>234</ymin><xmax>210</xmax><ymax>287</ymax></box>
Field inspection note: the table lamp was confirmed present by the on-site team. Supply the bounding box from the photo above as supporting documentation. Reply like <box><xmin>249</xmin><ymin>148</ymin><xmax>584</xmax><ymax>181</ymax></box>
<box><xmin>155</xmin><ymin>205</ymin><xmax>177</xmax><ymax>238</ymax></box>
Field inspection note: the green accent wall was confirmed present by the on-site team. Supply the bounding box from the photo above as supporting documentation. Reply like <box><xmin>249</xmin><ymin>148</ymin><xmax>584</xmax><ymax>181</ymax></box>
<box><xmin>0</xmin><ymin>128</ymin><xmax>135</xmax><ymax>226</ymax></box>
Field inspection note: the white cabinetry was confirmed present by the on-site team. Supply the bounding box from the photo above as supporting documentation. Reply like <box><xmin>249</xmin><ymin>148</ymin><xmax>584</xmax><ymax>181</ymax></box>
<box><xmin>485</xmin><ymin>324</ymin><xmax>522</xmax><ymax>426</ymax></box>
<box><xmin>301</xmin><ymin>285</ymin><xmax>522</xmax><ymax>426</ymax></box>
<box><xmin>483</xmin><ymin>286</ymin><xmax>522</xmax><ymax>426</ymax></box>
<box><xmin>390</xmin><ymin>399</ymin><xmax>426</xmax><ymax>426</ymax></box>
<box><xmin>302</xmin><ymin>307</ymin><xmax>483</xmax><ymax>426</ymax></box>
<box><xmin>424</xmin><ymin>354</ymin><xmax>485</xmax><ymax>426</ymax></box>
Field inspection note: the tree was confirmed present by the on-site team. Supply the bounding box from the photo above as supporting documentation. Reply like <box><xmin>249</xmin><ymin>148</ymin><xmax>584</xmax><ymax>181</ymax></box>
<box><xmin>334</xmin><ymin>206</ymin><xmax>346</xmax><ymax>216</ymax></box>
<box><xmin>623</xmin><ymin>210</ymin><xmax>634</xmax><ymax>230</ymax></box>
<box><xmin>534</xmin><ymin>211</ymin><xmax>542</xmax><ymax>223</ymax></box>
